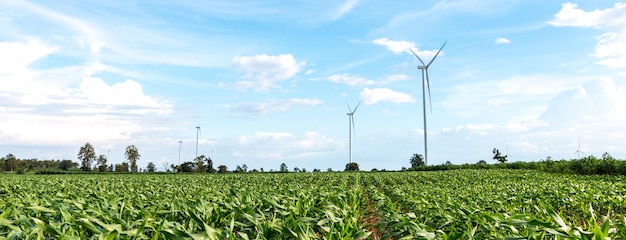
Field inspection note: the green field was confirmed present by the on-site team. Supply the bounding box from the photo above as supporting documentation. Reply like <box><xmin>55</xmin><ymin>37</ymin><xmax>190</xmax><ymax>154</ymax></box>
<box><xmin>1</xmin><ymin>170</ymin><xmax>625</xmax><ymax>239</ymax></box>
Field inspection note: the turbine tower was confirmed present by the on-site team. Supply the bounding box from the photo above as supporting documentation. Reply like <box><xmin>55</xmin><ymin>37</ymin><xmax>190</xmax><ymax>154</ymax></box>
<box><xmin>195</xmin><ymin>126</ymin><xmax>201</xmax><ymax>158</ymax></box>
<box><xmin>346</xmin><ymin>101</ymin><xmax>361</xmax><ymax>164</ymax></box>
<box><xmin>178</xmin><ymin>140</ymin><xmax>182</xmax><ymax>164</ymax></box>
<box><xmin>409</xmin><ymin>41</ymin><xmax>447</xmax><ymax>166</ymax></box>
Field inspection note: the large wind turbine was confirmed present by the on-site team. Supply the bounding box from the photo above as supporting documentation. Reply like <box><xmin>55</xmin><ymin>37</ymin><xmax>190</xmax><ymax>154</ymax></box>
<box><xmin>346</xmin><ymin>101</ymin><xmax>361</xmax><ymax>164</ymax></box>
<box><xmin>409</xmin><ymin>41</ymin><xmax>447</xmax><ymax>166</ymax></box>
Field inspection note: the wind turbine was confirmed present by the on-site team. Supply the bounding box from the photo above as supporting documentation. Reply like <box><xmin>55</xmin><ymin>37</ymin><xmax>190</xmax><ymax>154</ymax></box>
<box><xmin>178</xmin><ymin>140</ymin><xmax>182</xmax><ymax>165</ymax></box>
<box><xmin>195</xmin><ymin>126</ymin><xmax>201</xmax><ymax>158</ymax></box>
<box><xmin>409</xmin><ymin>41</ymin><xmax>447</xmax><ymax>166</ymax></box>
<box><xmin>346</xmin><ymin>101</ymin><xmax>361</xmax><ymax>164</ymax></box>
<box><xmin>574</xmin><ymin>139</ymin><xmax>585</xmax><ymax>159</ymax></box>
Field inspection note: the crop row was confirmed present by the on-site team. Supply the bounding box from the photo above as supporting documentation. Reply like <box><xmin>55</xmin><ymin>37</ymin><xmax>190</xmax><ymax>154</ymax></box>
<box><xmin>2</xmin><ymin>170</ymin><xmax>626</xmax><ymax>239</ymax></box>
<box><xmin>0</xmin><ymin>174</ymin><xmax>370</xmax><ymax>239</ymax></box>
<box><xmin>365</xmin><ymin>169</ymin><xmax>626</xmax><ymax>239</ymax></box>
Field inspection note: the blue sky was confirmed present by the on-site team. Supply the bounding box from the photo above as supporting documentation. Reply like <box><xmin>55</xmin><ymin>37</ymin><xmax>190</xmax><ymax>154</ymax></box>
<box><xmin>1</xmin><ymin>0</ymin><xmax>625</xmax><ymax>171</ymax></box>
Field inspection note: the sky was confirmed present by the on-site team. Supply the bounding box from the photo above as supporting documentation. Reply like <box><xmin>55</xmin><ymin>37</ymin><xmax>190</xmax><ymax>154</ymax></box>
<box><xmin>1</xmin><ymin>0</ymin><xmax>625</xmax><ymax>172</ymax></box>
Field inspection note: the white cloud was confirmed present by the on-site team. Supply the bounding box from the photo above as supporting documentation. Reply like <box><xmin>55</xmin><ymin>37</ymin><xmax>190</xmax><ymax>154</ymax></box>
<box><xmin>232</xmin><ymin>54</ymin><xmax>306</xmax><ymax>91</ymax></box>
<box><xmin>76</xmin><ymin>78</ymin><xmax>171</xmax><ymax>114</ymax></box>
<box><xmin>495</xmin><ymin>37</ymin><xmax>511</xmax><ymax>44</ymax></box>
<box><xmin>228</xmin><ymin>98</ymin><xmax>322</xmax><ymax>117</ymax></box>
<box><xmin>372</xmin><ymin>38</ymin><xmax>416</xmax><ymax>54</ymax></box>
<box><xmin>0</xmin><ymin>114</ymin><xmax>142</xmax><ymax>146</ymax></box>
<box><xmin>540</xmin><ymin>78</ymin><xmax>626</xmax><ymax>124</ymax></box>
<box><xmin>0</xmin><ymin>40</ymin><xmax>56</xmax><ymax>73</ymax></box>
<box><xmin>0</xmin><ymin>39</ymin><xmax>173</xmax><ymax>146</ymax></box>
<box><xmin>360</xmin><ymin>88</ymin><xmax>416</xmax><ymax>105</ymax></box>
<box><xmin>549</xmin><ymin>2</ymin><xmax>626</xmax><ymax>68</ymax></box>
<box><xmin>322</xmin><ymin>73</ymin><xmax>376</xmax><ymax>86</ymax></box>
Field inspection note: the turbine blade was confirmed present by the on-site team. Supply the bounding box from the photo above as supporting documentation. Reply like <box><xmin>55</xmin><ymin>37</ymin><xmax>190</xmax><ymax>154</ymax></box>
<box><xmin>409</xmin><ymin>48</ymin><xmax>426</xmax><ymax>66</ymax></box>
<box><xmin>425</xmin><ymin>70</ymin><xmax>433</xmax><ymax>113</ymax></box>
<box><xmin>346</xmin><ymin>102</ymin><xmax>352</xmax><ymax>112</ymax></box>
<box><xmin>352</xmin><ymin>101</ymin><xmax>361</xmax><ymax>113</ymax></box>
<box><xmin>426</xmin><ymin>40</ymin><xmax>447</xmax><ymax>67</ymax></box>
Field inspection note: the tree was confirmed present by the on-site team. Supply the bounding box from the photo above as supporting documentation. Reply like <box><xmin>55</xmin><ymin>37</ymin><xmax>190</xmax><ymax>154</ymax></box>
<box><xmin>96</xmin><ymin>154</ymin><xmax>108</xmax><ymax>172</ymax></box>
<box><xmin>410</xmin><ymin>153</ymin><xmax>425</xmax><ymax>168</ymax></box>
<box><xmin>179</xmin><ymin>162</ymin><xmax>195</xmax><ymax>172</ymax></box>
<box><xmin>280</xmin><ymin>163</ymin><xmax>288</xmax><ymax>172</ymax></box>
<box><xmin>602</xmin><ymin>152</ymin><xmax>614</xmax><ymax>161</ymax></box>
<box><xmin>477</xmin><ymin>160</ymin><xmax>487</xmax><ymax>164</ymax></box>
<box><xmin>345</xmin><ymin>162</ymin><xmax>359</xmax><ymax>171</ymax></box>
<box><xmin>205</xmin><ymin>157</ymin><xmax>214</xmax><ymax>173</ymax></box>
<box><xmin>59</xmin><ymin>160</ymin><xmax>77</xmax><ymax>170</ymax></box>
<box><xmin>218</xmin><ymin>165</ymin><xmax>228</xmax><ymax>173</ymax></box>
<box><xmin>242</xmin><ymin>164</ymin><xmax>248</xmax><ymax>173</ymax></box>
<box><xmin>78</xmin><ymin>143</ymin><xmax>96</xmax><ymax>172</ymax></box>
<box><xmin>115</xmin><ymin>162</ymin><xmax>129</xmax><ymax>172</ymax></box>
<box><xmin>147</xmin><ymin>162</ymin><xmax>156</xmax><ymax>172</ymax></box>
<box><xmin>194</xmin><ymin>155</ymin><xmax>206</xmax><ymax>173</ymax></box>
<box><xmin>492</xmin><ymin>148</ymin><xmax>508</xmax><ymax>163</ymax></box>
<box><xmin>125</xmin><ymin>145</ymin><xmax>140</xmax><ymax>173</ymax></box>
<box><xmin>4</xmin><ymin>153</ymin><xmax>18</xmax><ymax>172</ymax></box>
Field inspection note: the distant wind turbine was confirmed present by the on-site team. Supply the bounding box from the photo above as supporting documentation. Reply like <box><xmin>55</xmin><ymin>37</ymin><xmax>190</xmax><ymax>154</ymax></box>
<box><xmin>574</xmin><ymin>139</ymin><xmax>585</xmax><ymax>159</ymax></box>
<box><xmin>178</xmin><ymin>140</ymin><xmax>182</xmax><ymax>164</ymax></box>
<box><xmin>346</xmin><ymin>101</ymin><xmax>361</xmax><ymax>164</ymax></box>
<box><xmin>409</xmin><ymin>41</ymin><xmax>447</xmax><ymax>166</ymax></box>
<box><xmin>195</xmin><ymin>126</ymin><xmax>201</xmax><ymax>158</ymax></box>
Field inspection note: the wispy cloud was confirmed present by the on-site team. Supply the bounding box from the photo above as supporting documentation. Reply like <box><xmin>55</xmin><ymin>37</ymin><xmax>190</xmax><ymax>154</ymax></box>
<box><xmin>440</xmin><ymin>74</ymin><xmax>589</xmax><ymax>120</ymax></box>
<box><xmin>312</xmin><ymin>74</ymin><xmax>410</xmax><ymax>86</ymax></box>
<box><xmin>330</xmin><ymin>0</ymin><xmax>359</xmax><ymax>21</ymax></box>
<box><xmin>236</xmin><ymin>131</ymin><xmax>337</xmax><ymax>159</ymax></box>
<box><xmin>227</xmin><ymin>98</ymin><xmax>322</xmax><ymax>117</ymax></box>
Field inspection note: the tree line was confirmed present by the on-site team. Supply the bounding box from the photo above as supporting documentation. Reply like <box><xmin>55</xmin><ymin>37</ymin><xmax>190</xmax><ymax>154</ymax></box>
<box><xmin>0</xmin><ymin>153</ymin><xmax>77</xmax><ymax>173</ymax></box>
<box><xmin>408</xmin><ymin>150</ymin><xmax>626</xmax><ymax>176</ymax></box>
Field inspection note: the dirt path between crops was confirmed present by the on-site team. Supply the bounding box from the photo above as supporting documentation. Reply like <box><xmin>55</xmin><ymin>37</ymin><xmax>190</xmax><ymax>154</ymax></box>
<box><xmin>363</xmin><ymin>198</ymin><xmax>384</xmax><ymax>240</ymax></box>
<box><xmin>361</xmin><ymin>182</ymin><xmax>385</xmax><ymax>240</ymax></box>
